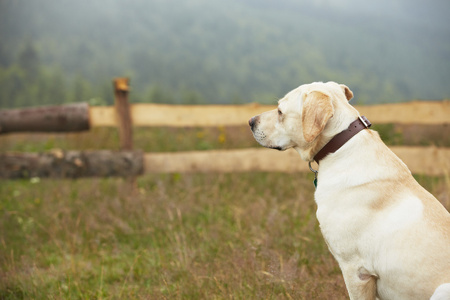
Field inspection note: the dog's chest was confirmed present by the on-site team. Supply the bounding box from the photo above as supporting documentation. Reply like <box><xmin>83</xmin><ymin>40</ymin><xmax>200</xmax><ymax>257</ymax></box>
<box><xmin>315</xmin><ymin>189</ymin><xmax>424</xmax><ymax>264</ymax></box>
<box><xmin>315</xmin><ymin>197</ymin><xmax>372</xmax><ymax>258</ymax></box>
<box><xmin>314</xmin><ymin>188</ymin><xmax>371</xmax><ymax>235</ymax></box>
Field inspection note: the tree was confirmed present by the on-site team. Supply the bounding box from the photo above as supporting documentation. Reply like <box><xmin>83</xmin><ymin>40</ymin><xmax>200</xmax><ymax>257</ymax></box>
<box><xmin>18</xmin><ymin>41</ymin><xmax>39</xmax><ymax>82</ymax></box>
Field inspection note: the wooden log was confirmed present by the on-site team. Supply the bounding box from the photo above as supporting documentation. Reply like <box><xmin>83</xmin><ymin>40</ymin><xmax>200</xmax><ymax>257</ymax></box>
<box><xmin>0</xmin><ymin>150</ymin><xmax>144</xmax><ymax>179</ymax></box>
<box><xmin>113</xmin><ymin>78</ymin><xmax>133</xmax><ymax>150</ymax></box>
<box><xmin>0</xmin><ymin>103</ymin><xmax>90</xmax><ymax>134</ymax></box>
<box><xmin>144</xmin><ymin>148</ymin><xmax>307</xmax><ymax>173</ymax></box>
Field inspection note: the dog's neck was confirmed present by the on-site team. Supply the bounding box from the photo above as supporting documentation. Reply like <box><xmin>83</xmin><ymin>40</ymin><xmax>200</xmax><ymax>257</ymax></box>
<box><xmin>311</xmin><ymin>128</ymin><xmax>413</xmax><ymax>192</ymax></box>
<box><xmin>313</xmin><ymin>116</ymin><xmax>372</xmax><ymax>164</ymax></box>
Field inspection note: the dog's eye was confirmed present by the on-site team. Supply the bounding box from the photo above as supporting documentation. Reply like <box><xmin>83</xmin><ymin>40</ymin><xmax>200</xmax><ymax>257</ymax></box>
<box><xmin>278</xmin><ymin>109</ymin><xmax>282</xmax><ymax>116</ymax></box>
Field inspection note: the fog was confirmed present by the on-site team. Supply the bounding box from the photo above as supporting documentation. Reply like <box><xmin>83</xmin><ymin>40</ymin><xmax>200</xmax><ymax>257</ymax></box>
<box><xmin>1</xmin><ymin>0</ymin><xmax>449</xmax><ymax>107</ymax></box>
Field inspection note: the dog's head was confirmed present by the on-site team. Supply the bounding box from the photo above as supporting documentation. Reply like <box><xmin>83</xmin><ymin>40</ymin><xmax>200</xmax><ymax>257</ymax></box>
<box><xmin>249</xmin><ymin>81</ymin><xmax>359</xmax><ymax>161</ymax></box>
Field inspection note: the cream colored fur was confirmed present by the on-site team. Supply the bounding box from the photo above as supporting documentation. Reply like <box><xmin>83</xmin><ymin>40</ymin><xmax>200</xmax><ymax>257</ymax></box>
<box><xmin>249</xmin><ymin>81</ymin><xmax>450</xmax><ymax>300</ymax></box>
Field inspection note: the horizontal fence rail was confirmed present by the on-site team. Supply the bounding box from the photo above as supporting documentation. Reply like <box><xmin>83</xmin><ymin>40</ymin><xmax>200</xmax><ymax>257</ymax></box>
<box><xmin>1</xmin><ymin>146</ymin><xmax>449</xmax><ymax>178</ymax></box>
<box><xmin>0</xmin><ymin>150</ymin><xmax>143</xmax><ymax>179</ymax></box>
<box><xmin>89</xmin><ymin>101</ymin><xmax>450</xmax><ymax>127</ymax></box>
<box><xmin>0</xmin><ymin>103</ymin><xmax>90</xmax><ymax>133</ymax></box>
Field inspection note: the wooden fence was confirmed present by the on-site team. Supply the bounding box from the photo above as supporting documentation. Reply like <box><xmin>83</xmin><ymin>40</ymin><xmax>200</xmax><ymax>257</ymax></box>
<box><xmin>0</xmin><ymin>78</ymin><xmax>449</xmax><ymax>178</ymax></box>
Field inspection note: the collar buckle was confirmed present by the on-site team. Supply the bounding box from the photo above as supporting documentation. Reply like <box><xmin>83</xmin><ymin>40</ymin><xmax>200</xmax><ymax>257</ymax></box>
<box><xmin>359</xmin><ymin>115</ymin><xmax>372</xmax><ymax>128</ymax></box>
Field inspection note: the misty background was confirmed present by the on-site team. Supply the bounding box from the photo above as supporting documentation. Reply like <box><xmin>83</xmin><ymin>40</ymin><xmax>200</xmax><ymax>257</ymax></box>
<box><xmin>1</xmin><ymin>0</ymin><xmax>449</xmax><ymax>108</ymax></box>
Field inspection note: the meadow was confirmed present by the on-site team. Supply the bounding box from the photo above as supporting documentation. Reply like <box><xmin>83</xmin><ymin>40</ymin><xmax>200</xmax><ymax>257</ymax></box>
<box><xmin>0</xmin><ymin>125</ymin><xmax>449</xmax><ymax>299</ymax></box>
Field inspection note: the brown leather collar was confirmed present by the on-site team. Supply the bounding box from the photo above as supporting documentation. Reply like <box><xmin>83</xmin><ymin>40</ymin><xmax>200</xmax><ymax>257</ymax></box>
<box><xmin>313</xmin><ymin>116</ymin><xmax>372</xmax><ymax>164</ymax></box>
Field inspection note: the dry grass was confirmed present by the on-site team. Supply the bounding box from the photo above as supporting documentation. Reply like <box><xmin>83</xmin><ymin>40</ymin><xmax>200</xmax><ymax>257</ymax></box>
<box><xmin>1</xmin><ymin>172</ymin><xmax>449</xmax><ymax>299</ymax></box>
<box><xmin>0</xmin><ymin>173</ymin><xmax>344</xmax><ymax>299</ymax></box>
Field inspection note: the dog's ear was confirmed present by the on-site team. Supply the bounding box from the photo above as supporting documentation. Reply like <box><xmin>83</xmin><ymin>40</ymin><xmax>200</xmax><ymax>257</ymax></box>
<box><xmin>341</xmin><ymin>84</ymin><xmax>353</xmax><ymax>101</ymax></box>
<box><xmin>302</xmin><ymin>91</ymin><xmax>334</xmax><ymax>143</ymax></box>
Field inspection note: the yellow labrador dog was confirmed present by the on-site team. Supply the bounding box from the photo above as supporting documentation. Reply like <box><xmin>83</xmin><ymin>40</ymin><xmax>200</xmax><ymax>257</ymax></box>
<box><xmin>249</xmin><ymin>81</ymin><xmax>450</xmax><ymax>300</ymax></box>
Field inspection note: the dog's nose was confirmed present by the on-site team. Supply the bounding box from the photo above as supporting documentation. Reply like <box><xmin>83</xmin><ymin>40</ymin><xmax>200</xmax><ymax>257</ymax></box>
<box><xmin>248</xmin><ymin>117</ymin><xmax>255</xmax><ymax>128</ymax></box>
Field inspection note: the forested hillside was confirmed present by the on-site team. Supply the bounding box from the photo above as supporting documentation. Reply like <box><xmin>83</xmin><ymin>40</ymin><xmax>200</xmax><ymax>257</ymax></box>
<box><xmin>1</xmin><ymin>0</ymin><xmax>449</xmax><ymax>107</ymax></box>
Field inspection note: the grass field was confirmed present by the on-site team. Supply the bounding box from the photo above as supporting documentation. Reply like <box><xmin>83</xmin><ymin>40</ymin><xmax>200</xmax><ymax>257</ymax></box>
<box><xmin>1</xmin><ymin>172</ymin><xmax>449</xmax><ymax>299</ymax></box>
<box><xmin>0</xmin><ymin>124</ymin><xmax>449</xmax><ymax>299</ymax></box>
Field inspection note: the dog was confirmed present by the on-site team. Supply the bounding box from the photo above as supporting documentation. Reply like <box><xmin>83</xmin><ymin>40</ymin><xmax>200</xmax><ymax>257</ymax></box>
<box><xmin>249</xmin><ymin>81</ymin><xmax>450</xmax><ymax>300</ymax></box>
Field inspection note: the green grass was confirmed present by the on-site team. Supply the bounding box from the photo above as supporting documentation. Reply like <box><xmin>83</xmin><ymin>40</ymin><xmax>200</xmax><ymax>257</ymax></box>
<box><xmin>1</xmin><ymin>173</ymin><xmax>449</xmax><ymax>299</ymax></box>
<box><xmin>0</xmin><ymin>126</ymin><xmax>259</xmax><ymax>153</ymax></box>
<box><xmin>1</xmin><ymin>124</ymin><xmax>448</xmax><ymax>153</ymax></box>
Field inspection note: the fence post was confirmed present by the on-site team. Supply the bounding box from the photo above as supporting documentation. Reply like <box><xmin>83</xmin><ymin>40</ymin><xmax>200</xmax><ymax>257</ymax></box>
<box><xmin>113</xmin><ymin>77</ymin><xmax>133</xmax><ymax>150</ymax></box>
